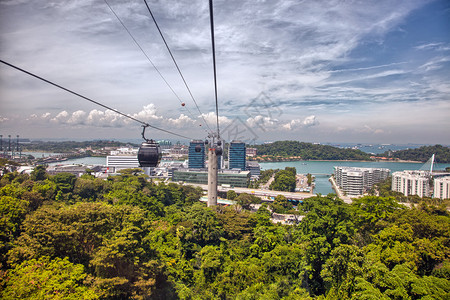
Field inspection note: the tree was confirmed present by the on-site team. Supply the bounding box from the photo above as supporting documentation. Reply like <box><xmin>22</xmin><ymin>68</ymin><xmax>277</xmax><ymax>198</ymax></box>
<box><xmin>379</xmin><ymin>144</ymin><xmax>450</xmax><ymax>163</ymax></box>
<box><xmin>118</xmin><ymin>168</ymin><xmax>144</xmax><ymax>176</ymax></box>
<box><xmin>352</xmin><ymin>196</ymin><xmax>403</xmax><ymax>234</ymax></box>
<box><xmin>90</xmin><ymin>222</ymin><xmax>164</xmax><ymax>299</ymax></box>
<box><xmin>270</xmin><ymin>195</ymin><xmax>293</xmax><ymax>214</ymax></box>
<box><xmin>307</xmin><ymin>173</ymin><xmax>313</xmax><ymax>186</ymax></box>
<box><xmin>73</xmin><ymin>177</ymin><xmax>109</xmax><ymax>201</ymax></box>
<box><xmin>198</xmin><ymin>245</ymin><xmax>224</xmax><ymax>283</ymax></box>
<box><xmin>0</xmin><ymin>195</ymin><xmax>29</xmax><ymax>265</ymax></box>
<box><xmin>177</xmin><ymin>204</ymin><xmax>224</xmax><ymax>252</ymax></box>
<box><xmin>352</xmin><ymin>263</ymin><xmax>450</xmax><ymax>299</ymax></box>
<box><xmin>365</xmin><ymin>224</ymin><xmax>418</xmax><ymax>270</ymax></box>
<box><xmin>51</xmin><ymin>172</ymin><xmax>77</xmax><ymax>193</ymax></box>
<box><xmin>30</xmin><ymin>165</ymin><xmax>47</xmax><ymax>181</ymax></box>
<box><xmin>226</xmin><ymin>190</ymin><xmax>237</xmax><ymax>200</ymax></box>
<box><xmin>299</xmin><ymin>195</ymin><xmax>355</xmax><ymax>296</ymax></box>
<box><xmin>389</xmin><ymin>207</ymin><xmax>450</xmax><ymax>275</ymax></box>
<box><xmin>235</xmin><ymin>193</ymin><xmax>260</xmax><ymax>210</ymax></box>
<box><xmin>1</xmin><ymin>256</ymin><xmax>97</xmax><ymax>299</ymax></box>
<box><xmin>321</xmin><ymin>245</ymin><xmax>364</xmax><ymax>298</ymax></box>
<box><xmin>253</xmin><ymin>141</ymin><xmax>372</xmax><ymax>160</ymax></box>
<box><xmin>261</xmin><ymin>244</ymin><xmax>306</xmax><ymax>280</ymax></box>
<box><xmin>270</xmin><ymin>170</ymin><xmax>296</xmax><ymax>192</ymax></box>
<box><xmin>285</xmin><ymin>167</ymin><xmax>297</xmax><ymax>177</ymax></box>
<box><xmin>215</xmin><ymin>206</ymin><xmax>253</xmax><ymax>239</ymax></box>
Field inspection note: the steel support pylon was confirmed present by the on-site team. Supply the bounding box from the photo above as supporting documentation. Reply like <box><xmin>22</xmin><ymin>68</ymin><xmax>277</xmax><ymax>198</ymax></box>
<box><xmin>207</xmin><ymin>147</ymin><xmax>218</xmax><ymax>207</ymax></box>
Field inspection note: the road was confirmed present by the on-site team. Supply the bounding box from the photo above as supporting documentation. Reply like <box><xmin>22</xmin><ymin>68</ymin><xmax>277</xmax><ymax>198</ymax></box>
<box><xmin>185</xmin><ymin>183</ymin><xmax>314</xmax><ymax>201</ymax></box>
<box><xmin>328</xmin><ymin>176</ymin><xmax>352</xmax><ymax>203</ymax></box>
<box><xmin>260</xmin><ymin>173</ymin><xmax>275</xmax><ymax>190</ymax></box>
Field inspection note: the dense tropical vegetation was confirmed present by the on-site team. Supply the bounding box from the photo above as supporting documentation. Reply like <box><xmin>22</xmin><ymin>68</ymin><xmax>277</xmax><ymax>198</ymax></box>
<box><xmin>269</xmin><ymin>167</ymin><xmax>297</xmax><ymax>192</ymax></box>
<box><xmin>0</xmin><ymin>166</ymin><xmax>448</xmax><ymax>299</ymax></box>
<box><xmin>254</xmin><ymin>141</ymin><xmax>372</xmax><ymax>161</ymax></box>
<box><xmin>380</xmin><ymin>144</ymin><xmax>450</xmax><ymax>163</ymax></box>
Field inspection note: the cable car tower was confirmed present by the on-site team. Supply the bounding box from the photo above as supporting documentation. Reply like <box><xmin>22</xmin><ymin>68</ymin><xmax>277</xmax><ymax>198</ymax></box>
<box><xmin>205</xmin><ymin>133</ymin><xmax>223</xmax><ymax>207</ymax></box>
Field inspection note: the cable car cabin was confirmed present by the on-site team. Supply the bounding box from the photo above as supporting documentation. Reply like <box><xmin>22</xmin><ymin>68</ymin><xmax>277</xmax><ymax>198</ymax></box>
<box><xmin>138</xmin><ymin>141</ymin><xmax>162</xmax><ymax>167</ymax></box>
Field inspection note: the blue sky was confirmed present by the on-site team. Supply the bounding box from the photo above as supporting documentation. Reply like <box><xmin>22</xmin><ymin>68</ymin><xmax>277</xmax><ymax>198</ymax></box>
<box><xmin>0</xmin><ymin>0</ymin><xmax>449</xmax><ymax>144</ymax></box>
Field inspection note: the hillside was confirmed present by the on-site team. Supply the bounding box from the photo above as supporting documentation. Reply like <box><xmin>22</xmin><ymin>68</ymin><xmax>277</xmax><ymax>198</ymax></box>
<box><xmin>0</xmin><ymin>168</ymin><xmax>448</xmax><ymax>299</ymax></box>
<box><xmin>380</xmin><ymin>144</ymin><xmax>450</xmax><ymax>163</ymax></box>
<box><xmin>253</xmin><ymin>141</ymin><xmax>372</xmax><ymax>161</ymax></box>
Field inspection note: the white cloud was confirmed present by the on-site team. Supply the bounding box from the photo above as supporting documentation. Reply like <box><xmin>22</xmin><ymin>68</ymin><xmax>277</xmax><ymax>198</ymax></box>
<box><xmin>360</xmin><ymin>125</ymin><xmax>384</xmax><ymax>134</ymax></box>
<box><xmin>246</xmin><ymin>115</ymin><xmax>279</xmax><ymax>131</ymax></box>
<box><xmin>200</xmin><ymin>112</ymin><xmax>233</xmax><ymax>128</ymax></box>
<box><xmin>282</xmin><ymin>119</ymin><xmax>301</xmax><ymax>130</ymax></box>
<box><xmin>303</xmin><ymin>115</ymin><xmax>319</xmax><ymax>127</ymax></box>
<box><xmin>51</xmin><ymin>111</ymin><xmax>69</xmax><ymax>123</ymax></box>
<box><xmin>167</xmin><ymin>114</ymin><xmax>196</xmax><ymax>128</ymax></box>
<box><xmin>27</xmin><ymin>114</ymin><xmax>38</xmax><ymax>121</ymax></box>
<box><xmin>282</xmin><ymin>115</ymin><xmax>319</xmax><ymax>130</ymax></box>
<box><xmin>419</xmin><ymin>56</ymin><xmax>450</xmax><ymax>72</ymax></box>
<box><xmin>131</xmin><ymin>104</ymin><xmax>162</xmax><ymax>122</ymax></box>
<box><xmin>415</xmin><ymin>42</ymin><xmax>450</xmax><ymax>52</ymax></box>
<box><xmin>67</xmin><ymin>110</ymin><xmax>87</xmax><ymax>125</ymax></box>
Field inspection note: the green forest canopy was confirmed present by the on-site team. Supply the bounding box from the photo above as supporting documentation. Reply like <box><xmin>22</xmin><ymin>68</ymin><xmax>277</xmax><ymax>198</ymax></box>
<box><xmin>0</xmin><ymin>168</ymin><xmax>448</xmax><ymax>299</ymax></box>
<box><xmin>254</xmin><ymin>141</ymin><xmax>372</xmax><ymax>160</ymax></box>
<box><xmin>380</xmin><ymin>144</ymin><xmax>450</xmax><ymax>163</ymax></box>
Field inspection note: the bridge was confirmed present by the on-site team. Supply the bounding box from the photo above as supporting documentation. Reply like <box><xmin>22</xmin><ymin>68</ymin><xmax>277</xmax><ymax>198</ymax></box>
<box><xmin>185</xmin><ymin>183</ymin><xmax>315</xmax><ymax>202</ymax></box>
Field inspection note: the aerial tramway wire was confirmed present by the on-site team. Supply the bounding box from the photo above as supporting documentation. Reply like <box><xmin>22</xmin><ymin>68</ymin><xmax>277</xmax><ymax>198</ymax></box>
<box><xmin>209</xmin><ymin>0</ymin><xmax>220</xmax><ymax>138</ymax></box>
<box><xmin>142</xmin><ymin>0</ymin><xmax>213</xmax><ymax>133</ymax></box>
<box><xmin>0</xmin><ymin>59</ymin><xmax>194</xmax><ymax>140</ymax></box>
<box><xmin>103</xmin><ymin>0</ymin><xmax>206</xmax><ymax>133</ymax></box>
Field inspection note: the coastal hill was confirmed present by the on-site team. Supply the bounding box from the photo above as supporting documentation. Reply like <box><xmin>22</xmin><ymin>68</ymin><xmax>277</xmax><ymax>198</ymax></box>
<box><xmin>253</xmin><ymin>141</ymin><xmax>372</xmax><ymax>161</ymax></box>
<box><xmin>380</xmin><ymin>144</ymin><xmax>450</xmax><ymax>163</ymax></box>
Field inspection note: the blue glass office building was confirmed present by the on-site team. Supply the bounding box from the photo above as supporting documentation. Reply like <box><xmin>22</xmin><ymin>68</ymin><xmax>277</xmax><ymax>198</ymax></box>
<box><xmin>229</xmin><ymin>140</ymin><xmax>246</xmax><ymax>171</ymax></box>
<box><xmin>188</xmin><ymin>140</ymin><xmax>205</xmax><ymax>169</ymax></box>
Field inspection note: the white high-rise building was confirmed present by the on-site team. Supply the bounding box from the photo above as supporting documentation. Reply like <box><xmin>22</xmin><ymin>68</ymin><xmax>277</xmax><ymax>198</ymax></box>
<box><xmin>106</xmin><ymin>155</ymin><xmax>139</xmax><ymax>171</ymax></box>
<box><xmin>334</xmin><ymin>167</ymin><xmax>390</xmax><ymax>196</ymax></box>
<box><xmin>433</xmin><ymin>176</ymin><xmax>450</xmax><ymax>200</ymax></box>
<box><xmin>391</xmin><ymin>171</ymin><xmax>431</xmax><ymax>198</ymax></box>
<box><xmin>106</xmin><ymin>148</ymin><xmax>140</xmax><ymax>172</ymax></box>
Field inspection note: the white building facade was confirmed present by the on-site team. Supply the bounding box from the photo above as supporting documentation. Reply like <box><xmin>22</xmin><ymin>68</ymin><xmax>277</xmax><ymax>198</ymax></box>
<box><xmin>433</xmin><ymin>176</ymin><xmax>450</xmax><ymax>200</ymax></box>
<box><xmin>391</xmin><ymin>171</ymin><xmax>431</xmax><ymax>198</ymax></box>
<box><xmin>334</xmin><ymin>166</ymin><xmax>390</xmax><ymax>196</ymax></box>
<box><xmin>106</xmin><ymin>155</ymin><xmax>139</xmax><ymax>171</ymax></box>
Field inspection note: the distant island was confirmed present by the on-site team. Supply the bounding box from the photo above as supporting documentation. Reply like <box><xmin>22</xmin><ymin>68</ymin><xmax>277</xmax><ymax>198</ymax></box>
<box><xmin>379</xmin><ymin>144</ymin><xmax>450</xmax><ymax>163</ymax></box>
<box><xmin>21</xmin><ymin>140</ymin><xmax>137</xmax><ymax>153</ymax></box>
<box><xmin>252</xmin><ymin>141</ymin><xmax>372</xmax><ymax>161</ymax></box>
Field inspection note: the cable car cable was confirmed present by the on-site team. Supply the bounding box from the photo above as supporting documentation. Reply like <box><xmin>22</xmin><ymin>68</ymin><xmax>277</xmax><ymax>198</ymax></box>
<box><xmin>0</xmin><ymin>59</ymin><xmax>194</xmax><ymax>140</ymax></box>
<box><xmin>142</xmin><ymin>0</ymin><xmax>213</xmax><ymax>133</ymax></box>
<box><xmin>104</xmin><ymin>0</ymin><xmax>206</xmax><ymax>133</ymax></box>
<box><xmin>209</xmin><ymin>0</ymin><xmax>220</xmax><ymax>138</ymax></box>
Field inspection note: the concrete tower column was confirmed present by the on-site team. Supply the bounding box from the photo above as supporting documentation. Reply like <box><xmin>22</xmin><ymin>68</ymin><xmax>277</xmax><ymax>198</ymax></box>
<box><xmin>207</xmin><ymin>147</ymin><xmax>218</xmax><ymax>207</ymax></box>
